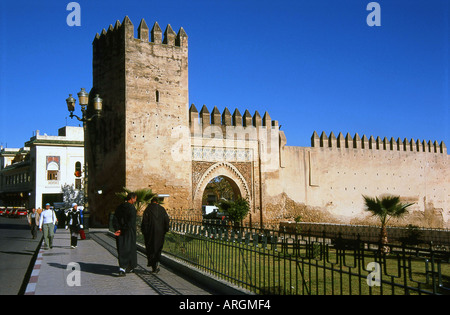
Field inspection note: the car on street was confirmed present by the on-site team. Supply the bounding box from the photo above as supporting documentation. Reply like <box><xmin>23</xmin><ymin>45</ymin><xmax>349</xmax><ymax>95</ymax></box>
<box><xmin>0</xmin><ymin>207</ymin><xmax>5</xmax><ymax>216</ymax></box>
<box><xmin>16</xmin><ymin>208</ymin><xmax>28</xmax><ymax>218</ymax></box>
<box><xmin>5</xmin><ymin>208</ymin><xmax>26</xmax><ymax>218</ymax></box>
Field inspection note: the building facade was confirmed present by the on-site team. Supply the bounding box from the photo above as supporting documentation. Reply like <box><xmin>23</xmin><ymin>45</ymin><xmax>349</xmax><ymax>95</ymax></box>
<box><xmin>0</xmin><ymin>126</ymin><xmax>84</xmax><ymax>209</ymax></box>
<box><xmin>0</xmin><ymin>147</ymin><xmax>31</xmax><ymax>207</ymax></box>
<box><xmin>87</xmin><ymin>17</ymin><xmax>449</xmax><ymax>228</ymax></box>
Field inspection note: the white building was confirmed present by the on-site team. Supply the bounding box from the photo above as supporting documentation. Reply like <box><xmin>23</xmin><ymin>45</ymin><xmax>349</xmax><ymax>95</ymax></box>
<box><xmin>0</xmin><ymin>126</ymin><xmax>84</xmax><ymax>209</ymax></box>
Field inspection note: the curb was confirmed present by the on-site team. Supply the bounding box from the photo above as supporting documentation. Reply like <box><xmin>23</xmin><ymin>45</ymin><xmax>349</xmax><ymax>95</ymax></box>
<box><xmin>160</xmin><ymin>252</ymin><xmax>255</xmax><ymax>295</ymax></box>
<box><xmin>23</xmin><ymin>239</ymin><xmax>44</xmax><ymax>295</ymax></box>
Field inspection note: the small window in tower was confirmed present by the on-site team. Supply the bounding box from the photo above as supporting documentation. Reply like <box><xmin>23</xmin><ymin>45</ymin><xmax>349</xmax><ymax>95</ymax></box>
<box><xmin>156</xmin><ymin>90</ymin><xmax>160</xmax><ymax>103</ymax></box>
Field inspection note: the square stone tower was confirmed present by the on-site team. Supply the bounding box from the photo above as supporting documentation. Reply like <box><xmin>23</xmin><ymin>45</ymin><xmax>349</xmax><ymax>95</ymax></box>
<box><xmin>87</xmin><ymin>17</ymin><xmax>191</xmax><ymax>224</ymax></box>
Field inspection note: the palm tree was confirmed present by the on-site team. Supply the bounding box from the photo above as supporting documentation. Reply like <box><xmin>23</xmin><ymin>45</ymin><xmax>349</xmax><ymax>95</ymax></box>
<box><xmin>116</xmin><ymin>187</ymin><xmax>157</xmax><ymax>215</ymax></box>
<box><xmin>363</xmin><ymin>195</ymin><xmax>413</xmax><ymax>253</ymax></box>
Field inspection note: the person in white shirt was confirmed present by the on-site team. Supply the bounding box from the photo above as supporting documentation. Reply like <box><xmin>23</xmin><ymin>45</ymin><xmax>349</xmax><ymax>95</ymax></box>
<box><xmin>39</xmin><ymin>203</ymin><xmax>57</xmax><ymax>249</ymax></box>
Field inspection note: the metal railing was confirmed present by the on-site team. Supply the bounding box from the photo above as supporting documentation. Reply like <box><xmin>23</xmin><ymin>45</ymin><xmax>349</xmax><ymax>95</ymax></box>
<box><xmin>281</xmin><ymin>222</ymin><xmax>450</xmax><ymax>246</ymax></box>
<box><xmin>162</xmin><ymin>219</ymin><xmax>450</xmax><ymax>295</ymax></box>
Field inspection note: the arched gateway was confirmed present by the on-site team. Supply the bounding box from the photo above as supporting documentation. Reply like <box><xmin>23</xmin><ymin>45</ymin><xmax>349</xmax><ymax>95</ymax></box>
<box><xmin>193</xmin><ymin>162</ymin><xmax>252</xmax><ymax>211</ymax></box>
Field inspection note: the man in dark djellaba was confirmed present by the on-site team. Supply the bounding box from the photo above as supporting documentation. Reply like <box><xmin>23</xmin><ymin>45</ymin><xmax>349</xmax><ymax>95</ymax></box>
<box><xmin>141</xmin><ymin>198</ymin><xmax>170</xmax><ymax>273</ymax></box>
<box><xmin>112</xmin><ymin>192</ymin><xmax>138</xmax><ymax>276</ymax></box>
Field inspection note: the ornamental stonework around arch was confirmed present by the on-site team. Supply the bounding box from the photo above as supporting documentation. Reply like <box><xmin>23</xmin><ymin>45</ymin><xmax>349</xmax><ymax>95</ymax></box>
<box><xmin>192</xmin><ymin>161</ymin><xmax>253</xmax><ymax>210</ymax></box>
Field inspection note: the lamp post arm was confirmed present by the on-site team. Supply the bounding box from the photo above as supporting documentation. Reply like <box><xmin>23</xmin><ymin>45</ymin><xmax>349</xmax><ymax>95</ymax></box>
<box><xmin>69</xmin><ymin>112</ymin><xmax>84</xmax><ymax>122</ymax></box>
<box><xmin>84</xmin><ymin>112</ymin><xmax>101</xmax><ymax>122</ymax></box>
<box><xmin>69</xmin><ymin>112</ymin><xmax>101</xmax><ymax>122</ymax></box>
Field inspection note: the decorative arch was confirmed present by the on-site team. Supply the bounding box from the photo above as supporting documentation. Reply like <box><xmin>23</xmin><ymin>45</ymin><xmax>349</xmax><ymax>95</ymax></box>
<box><xmin>193</xmin><ymin>162</ymin><xmax>251</xmax><ymax>211</ymax></box>
<box><xmin>47</xmin><ymin>161</ymin><xmax>59</xmax><ymax>171</ymax></box>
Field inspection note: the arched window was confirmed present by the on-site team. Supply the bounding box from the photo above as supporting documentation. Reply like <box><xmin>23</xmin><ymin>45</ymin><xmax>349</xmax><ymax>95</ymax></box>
<box><xmin>47</xmin><ymin>161</ymin><xmax>59</xmax><ymax>181</ymax></box>
<box><xmin>75</xmin><ymin>162</ymin><xmax>82</xmax><ymax>190</ymax></box>
<box><xmin>75</xmin><ymin>162</ymin><xmax>82</xmax><ymax>177</ymax></box>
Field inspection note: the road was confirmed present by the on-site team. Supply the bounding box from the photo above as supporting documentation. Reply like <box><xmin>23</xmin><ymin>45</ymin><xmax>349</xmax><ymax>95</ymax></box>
<box><xmin>0</xmin><ymin>216</ymin><xmax>42</xmax><ymax>295</ymax></box>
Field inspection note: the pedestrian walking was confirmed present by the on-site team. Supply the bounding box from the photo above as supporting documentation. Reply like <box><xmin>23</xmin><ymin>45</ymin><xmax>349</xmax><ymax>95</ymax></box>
<box><xmin>141</xmin><ymin>198</ymin><xmax>170</xmax><ymax>273</ymax></box>
<box><xmin>112</xmin><ymin>192</ymin><xmax>138</xmax><ymax>276</ymax></box>
<box><xmin>39</xmin><ymin>203</ymin><xmax>57</xmax><ymax>249</ymax></box>
<box><xmin>27</xmin><ymin>208</ymin><xmax>39</xmax><ymax>239</ymax></box>
<box><xmin>66</xmin><ymin>203</ymin><xmax>83</xmax><ymax>248</ymax></box>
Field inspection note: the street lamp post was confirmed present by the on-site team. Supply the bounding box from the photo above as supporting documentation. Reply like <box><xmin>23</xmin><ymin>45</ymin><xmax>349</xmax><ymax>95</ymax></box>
<box><xmin>66</xmin><ymin>88</ymin><xmax>102</xmax><ymax>237</ymax></box>
<box><xmin>66</xmin><ymin>88</ymin><xmax>103</xmax><ymax>121</ymax></box>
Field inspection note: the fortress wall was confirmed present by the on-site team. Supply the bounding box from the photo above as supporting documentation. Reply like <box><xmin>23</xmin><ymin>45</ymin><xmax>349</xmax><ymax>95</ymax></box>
<box><xmin>189</xmin><ymin>104</ymin><xmax>281</xmax><ymax>172</ymax></box>
<box><xmin>264</xmin><ymin>131</ymin><xmax>449</xmax><ymax>228</ymax></box>
<box><xmin>88</xmin><ymin>16</ymin><xmax>449</xmax><ymax>228</ymax></box>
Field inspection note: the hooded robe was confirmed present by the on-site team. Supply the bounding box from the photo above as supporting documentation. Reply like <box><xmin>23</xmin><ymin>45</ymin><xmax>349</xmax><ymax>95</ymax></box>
<box><xmin>141</xmin><ymin>202</ymin><xmax>170</xmax><ymax>268</ymax></box>
<box><xmin>112</xmin><ymin>202</ymin><xmax>137</xmax><ymax>270</ymax></box>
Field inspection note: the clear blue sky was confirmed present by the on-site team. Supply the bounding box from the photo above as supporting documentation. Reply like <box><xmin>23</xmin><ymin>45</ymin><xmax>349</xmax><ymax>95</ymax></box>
<box><xmin>1</xmin><ymin>0</ymin><xmax>448</xmax><ymax>149</ymax></box>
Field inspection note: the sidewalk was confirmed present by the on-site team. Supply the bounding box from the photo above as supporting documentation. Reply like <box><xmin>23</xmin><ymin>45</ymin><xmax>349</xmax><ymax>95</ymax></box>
<box><xmin>24</xmin><ymin>228</ymin><xmax>215</xmax><ymax>295</ymax></box>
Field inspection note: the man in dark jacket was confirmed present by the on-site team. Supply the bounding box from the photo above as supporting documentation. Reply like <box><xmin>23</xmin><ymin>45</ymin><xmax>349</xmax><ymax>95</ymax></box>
<box><xmin>112</xmin><ymin>193</ymin><xmax>138</xmax><ymax>276</ymax></box>
<box><xmin>66</xmin><ymin>203</ymin><xmax>83</xmax><ymax>248</ymax></box>
<box><xmin>141</xmin><ymin>198</ymin><xmax>170</xmax><ymax>273</ymax></box>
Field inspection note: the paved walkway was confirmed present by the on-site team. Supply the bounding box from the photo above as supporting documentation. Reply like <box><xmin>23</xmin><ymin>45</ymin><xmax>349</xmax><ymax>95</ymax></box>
<box><xmin>25</xmin><ymin>228</ymin><xmax>215</xmax><ymax>295</ymax></box>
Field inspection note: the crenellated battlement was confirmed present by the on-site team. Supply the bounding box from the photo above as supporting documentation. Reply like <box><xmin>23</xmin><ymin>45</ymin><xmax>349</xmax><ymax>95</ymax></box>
<box><xmin>92</xmin><ymin>16</ymin><xmax>187</xmax><ymax>48</ymax></box>
<box><xmin>189</xmin><ymin>104</ymin><xmax>279</xmax><ymax>138</ymax></box>
<box><xmin>311</xmin><ymin>131</ymin><xmax>447</xmax><ymax>154</ymax></box>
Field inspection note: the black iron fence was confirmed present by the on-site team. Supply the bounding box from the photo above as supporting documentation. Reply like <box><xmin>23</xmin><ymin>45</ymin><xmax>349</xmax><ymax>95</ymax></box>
<box><xmin>281</xmin><ymin>222</ymin><xmax>450</xmax><ymax>246</ymax></box>
<box><xmin>162</xmin><ymin>219</ymin><xmax>450</xmax><ymax>295</ymax></box>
